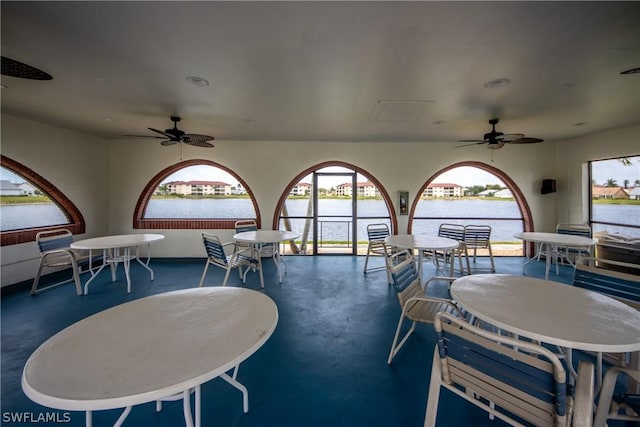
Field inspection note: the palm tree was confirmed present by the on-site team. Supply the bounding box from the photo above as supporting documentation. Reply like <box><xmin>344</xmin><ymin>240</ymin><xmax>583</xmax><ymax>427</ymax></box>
<box><xmin>623</xmin><ymin>179</ymin><xmax>630</xmax><ymax>189</ymax></box>
<box><xmin>605</xmin><ymin>179</ymin><xmax>618</xmax><ymax>187</ymax></box>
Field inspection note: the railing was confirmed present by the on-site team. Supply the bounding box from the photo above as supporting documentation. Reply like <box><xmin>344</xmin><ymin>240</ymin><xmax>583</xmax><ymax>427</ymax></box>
<box><xmin>318</xmin><ymin>220</ymin><xmax>352</xmax><ymax>248</ymax></box>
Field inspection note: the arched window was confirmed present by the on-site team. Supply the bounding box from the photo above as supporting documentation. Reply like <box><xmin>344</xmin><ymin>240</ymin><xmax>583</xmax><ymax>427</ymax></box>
<box><xmin>134</xmin><ymin>159</ymin><xmax>260</xmax><ymax>230</ymax></box>
<box><xmin>409</xmin><ymin>161</ymin><xmax>532</xmax><ymax>256</ymax></box>
<box><xmin>275</xmin><ymin>161</ymin><xmax>395</xmax><ymax>255</ymax></box>
<box><xmin>0</xmin><ymin>155</ymin><xmax>85</xmax><ymax>246</ymax></box>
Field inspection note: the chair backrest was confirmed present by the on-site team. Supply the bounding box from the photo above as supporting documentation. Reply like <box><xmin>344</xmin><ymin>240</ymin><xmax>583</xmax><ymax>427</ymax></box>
<box><xmin>463</xmin><ymin>224</ymin><xmax>491</xmax><ymax>248</ymax></box>
<box><xmin>235</xmin><ymin>220</ymin><xmax>258</xmax><ymax>233</ymax></box>
<box><xmin>202</xmin><ymin>233</ymin><xmax>228</xmax><ymax>266</ymax></box>
<box><xmin>434</xmin><ymin>312</ymin><xmax>570</xmax><ymax>427</ymax></box>
<box><xmin>366</xmin><ymin>223</ymin><xmax>390</xmax><ymax>242</ymax></box>
<box><xmin>574</xmin><ymin>258</ymin><xmax>640</xmax><ymax>309</ymax></box>
<box><xmin>557</xmin><ymin>223</ymin><xmax>591</xmax><ymax>238</ymax></box>
<box><xmin>437</xmin><ymin>223</ymin><xmax>465</xmax><ymax>242</ymax></box>
<box><xmin>36</xmin><ymin>229</ymin><xmax>74</xmax><ymax>253</ymax></box>
<box><xmin>388</xmin><ymin>254</ymin><xmax>418</xmax><ymax>293</ymax></box>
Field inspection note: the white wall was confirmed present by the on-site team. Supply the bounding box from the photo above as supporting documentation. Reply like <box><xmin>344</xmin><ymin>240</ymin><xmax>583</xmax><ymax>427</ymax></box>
<box><xmin>108</xmin><ymin>134</ymin><xmax>559</xmax><ymax>258</ymax></box>
<box><xmin>3</xmin><ymin>112</ymin><xmax>638</xmax><ymax>286</ymax></box>
<box><xmin>1</xmin><ymin>114</ymin><xmax>109</xmax><ymax>286</ymax></box>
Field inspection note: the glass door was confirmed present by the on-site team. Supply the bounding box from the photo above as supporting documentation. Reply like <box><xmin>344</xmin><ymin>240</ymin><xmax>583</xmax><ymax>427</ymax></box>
<box><xmin>314</xmin><ymin>172</ymin><xmax>357</xmax><ymax>255</ymax></box>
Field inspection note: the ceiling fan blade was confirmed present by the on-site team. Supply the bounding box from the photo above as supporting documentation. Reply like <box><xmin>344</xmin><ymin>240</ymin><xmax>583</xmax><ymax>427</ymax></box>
<box><xmin>183</xmin><ymin>133</ymin><xmax>214</xmax><ymax>143</ymax></box>
<box><xmin>507</xmin><ymin>137</ymin><xmax>544</xmax><ymax>144</ymax></box>
<box><xmin>458</xmin><ymin>139</ymin><xmax>485</xmax><ymax>143</ymax></box>
<box><xmin>160</xmin><ymin>140</ymin><xmax>179</xmax><ymax>146</ymax></box>
<box><xmin>184</xmin><ymin>140</ymin><xmax>215</xmax><ymax>148</ymax></box>
<box><xmin>456</xmin><ymin>141</ymin><xmax>486</xmax><ymax>148</ymax></box>
<box><xmin>149</xmin><ymin>127</ymin><xmax>173</xmax><ymax>139</ymax></box>
<box><xmin>121</xmin><ymin>134</ymin><xmax>165</xmax><ymax>139</ymax></box>
<box><xmin>496</xmin><ymin>133</ymin><xmax>525</xmax><ymax>142</ymax></box>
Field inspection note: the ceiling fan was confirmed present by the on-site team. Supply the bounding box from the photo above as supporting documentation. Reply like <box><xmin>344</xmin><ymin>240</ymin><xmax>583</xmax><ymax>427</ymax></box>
<box><xmin>457</xmin><ymin>118</ymin><xmax>543</xmax><ymax>150</ymax></box>
<box><xmin>124</xmin><ymin>116</ymin><xmax>214</xmax><ymax>147</ymax></box>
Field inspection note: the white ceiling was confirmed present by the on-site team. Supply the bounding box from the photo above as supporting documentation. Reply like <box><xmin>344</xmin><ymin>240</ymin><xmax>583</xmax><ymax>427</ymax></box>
<box><xmin>1</xmin><ymin>1</ymin><xmax>639</xmax><ymax>145</ymax></box>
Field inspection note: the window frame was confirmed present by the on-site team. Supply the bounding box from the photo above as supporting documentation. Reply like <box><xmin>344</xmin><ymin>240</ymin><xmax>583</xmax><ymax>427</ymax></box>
<box><xmin>0</xmin><ymin>155</ymin><xmax>85</xmax><ymax>246</ymax></box>
<box><xmin>133</xmin><ymin>159</ymin><xmax>262</xmax><ymax>230</ymax></box>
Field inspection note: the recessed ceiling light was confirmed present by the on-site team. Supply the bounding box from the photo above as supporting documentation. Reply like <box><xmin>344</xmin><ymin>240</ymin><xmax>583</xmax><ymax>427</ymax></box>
<box><xmin>103</xmin><ymin>118</ymin><xmax>112</xmax><ymax>122</ymax></box>
<box><xmin>620</xmin><ymin>67</ymin><xmax>640</xmax><ymax>75</ymax></box>
<box><xmin>483</xmin><ymin>78</ymin><xmax>510</xmax><ymax>89</ymax></box>
<box><xmin>186</xmin><ymin>76</ymin><xmax>210</xmax><ymax>86</ymax></box>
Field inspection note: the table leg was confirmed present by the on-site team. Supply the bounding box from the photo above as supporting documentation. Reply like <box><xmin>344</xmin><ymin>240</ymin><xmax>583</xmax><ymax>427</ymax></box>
<box><xmin>545</xmin><ymin>244</ymin><xmax>552</xmax><ymax>280</ymax></box>
<box><xmin>219</xmin><ymin>366</ymin><xmax>249</xmax><ymax>413</ymax></box>
<box><xmin>195</xmin><ymin>385</ymin><xmax>201</xmax><ymax>427</ymax></box>
<box><xmin>86</xmin><ymin>410</ymin><xmax>92</xmax><ymax>427</ymax></box>
<box><xmin>113</xmin><ymin>406</ymin><xmax>132</xmax><ymax>427</ymax></box>
<box><xmin>134</xmin><ymin>243</ymin><xmax>155</xmax><ymax>280</ymax></box>
<box><xmin>182</xmin><ymin>389</ymin><xmax>194</xmax><ymax>427</ymax></box>
<box><xmin>83</xmin><ymin>249</ymin><xmax>109</xmax><ymax>295</ymax></box>
<box><xmin>417</xmin><ymin>250</ymin><xmax>424</xmax><ymax>284</ymax></box>
<box><xmin>123</xmin><ymin>247</ymin><xmax>131</xmax><ymax>293</ymax></box>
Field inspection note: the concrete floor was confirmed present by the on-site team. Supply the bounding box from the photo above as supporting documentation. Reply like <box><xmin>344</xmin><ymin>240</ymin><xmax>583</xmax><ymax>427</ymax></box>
<box><xmin>0</xmin><ymin>255</ymin><xmax>598</xmax><ymax>426</ymax></box>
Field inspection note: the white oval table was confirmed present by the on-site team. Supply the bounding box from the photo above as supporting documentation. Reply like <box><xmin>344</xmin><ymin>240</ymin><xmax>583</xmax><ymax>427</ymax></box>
<box><xmin>385</xmin><ymin>234</ymin><xmax>460</xmax><ymax>280</ymax></box>
<box><xmin>21</xmin><ymin>287</ymin><xmax>278</xmax><ymax>427</ymax></box>
<box><xmin>514</xmin><ymin>231</ymin><xmax>596</xmax><ymax>280</ymax></box>
<box><xmin>71</xmin><ymin>234</ymin><xmax>165</xmax><ymax>294</ymax></box>
<box><xmin>233</xmin><ymin>230</ymin><xmax>300</xmax><ymax>283</ymax></box>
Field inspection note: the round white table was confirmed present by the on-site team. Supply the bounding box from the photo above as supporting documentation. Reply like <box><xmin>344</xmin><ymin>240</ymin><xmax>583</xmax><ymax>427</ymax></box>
<box><xmin>233</xmin><ymin>230</ymin><xmax>299</xmax><ymax>283</ymax></box>
<box><xmin>22</xmin><ymin>287</ymin><xmax>278</xmax><ymax>427</ymax></box>
<box><xmin>451</xmin><ymin>274</ymin><xmax>640</xmax><ymax>353</ymax></box>
<box><xmin>385</xmin><ymin>234</ymin><xmax>460</xmax><ymax>280</ymax></box>
<box><xmin>514</xmin><ymin>231</ymin><xmax>596</xmax><ymax>280</ymax></box>
<box><xmin>71</xmin><ymin>234</ymin><xmax>165</xmax><ymax>294</ymax></box>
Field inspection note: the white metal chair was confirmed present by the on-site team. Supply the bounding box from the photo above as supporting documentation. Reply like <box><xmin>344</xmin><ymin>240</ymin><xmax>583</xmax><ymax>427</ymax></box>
<box><xmin>363</xmin><ymin>223</ymin><xmax>394</xmax><ymax>283</ymax></box>
<box><xmin>432</xmin><ymin>223</ymin><xmax>470</xmax><ymax>275</ymax></box>
<box><xmin>199</xmin><ymin>233</ymin><xmax>263</xmax><ymax>288</ymax></box>
<box><xmin>425</xmin><ymin>312</ymin><xmax>595</xmax><ymax>427</ymax></box>
<box><xmin>463</xmin><ymin>224</ymin><xmax>495</xmax><ymax>273</ymax></box>
<box><xmin>31</xmin><ymin>229</ymin><xmax>94</xmax><ymax>296</ymax></box>
<box><xmin>594</xmin><ymin>366</ymin><xmax>640</xmax><ymax>427</ymax></box>
<box><xmin>387</xmin><ymin>252</ymin><xmax>461</xmax><ymax>364</ymax></box>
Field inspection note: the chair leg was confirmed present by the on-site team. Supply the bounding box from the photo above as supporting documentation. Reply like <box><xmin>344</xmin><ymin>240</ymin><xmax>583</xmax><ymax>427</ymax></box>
<box><xmin>424</xmin><ymin>348</ymin><xmax>442</xmax><ymax>427</ymax></box>
<box><xmin>30</xmin><ymin>258</ymin><xmax>47</xmax><ymax>295</ymax></box>
<box><xmin>198</xmin><ymin>262</ymin><xmax>210</xmax><ymax>287</ymax></box>
<box><xmin>488</xmin><ymin>245</ymin><xmax>495</xmax><ymax>273</ymax></box>
<box><xmin>70</xmin><ymin>260</ymin><xmax>83</xmax><ymax>296</ymax></box>
<box><xmin>388</xmin><ymin>315</ymin><xmax>416</xmax><ymax>364</ymax></box>
<box><xmin>363</xmin><ymin>248</ymin><xmax>371</xmax><ymax>273</ymax></box>
<box><xmin>223</xmin><ymin>268</ymin><xmax>233</xmax><ymax>287</ymax></box>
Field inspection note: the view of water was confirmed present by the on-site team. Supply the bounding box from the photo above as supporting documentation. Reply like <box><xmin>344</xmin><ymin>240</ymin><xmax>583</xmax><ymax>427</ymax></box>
<box><xmin>0</xmin><ymin>204</ymin><xmax>68</xmax><ymax>231</ymax></box>
<box><xmin>3</xmin><ymin>199</ymin><xmax>638</xmax><ymax>240</ymax></box>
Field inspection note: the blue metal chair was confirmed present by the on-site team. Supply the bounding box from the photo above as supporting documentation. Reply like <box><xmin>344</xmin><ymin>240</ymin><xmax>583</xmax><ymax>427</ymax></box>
<box><xmin>425</xmin><ymin>312</ymin><xmax>595</xmax><ymax>427</ymax></box>
<box><xmin>199</xmin><ymin>233</ymin><xmax>263</xmax><ymax>288</ymax></box>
